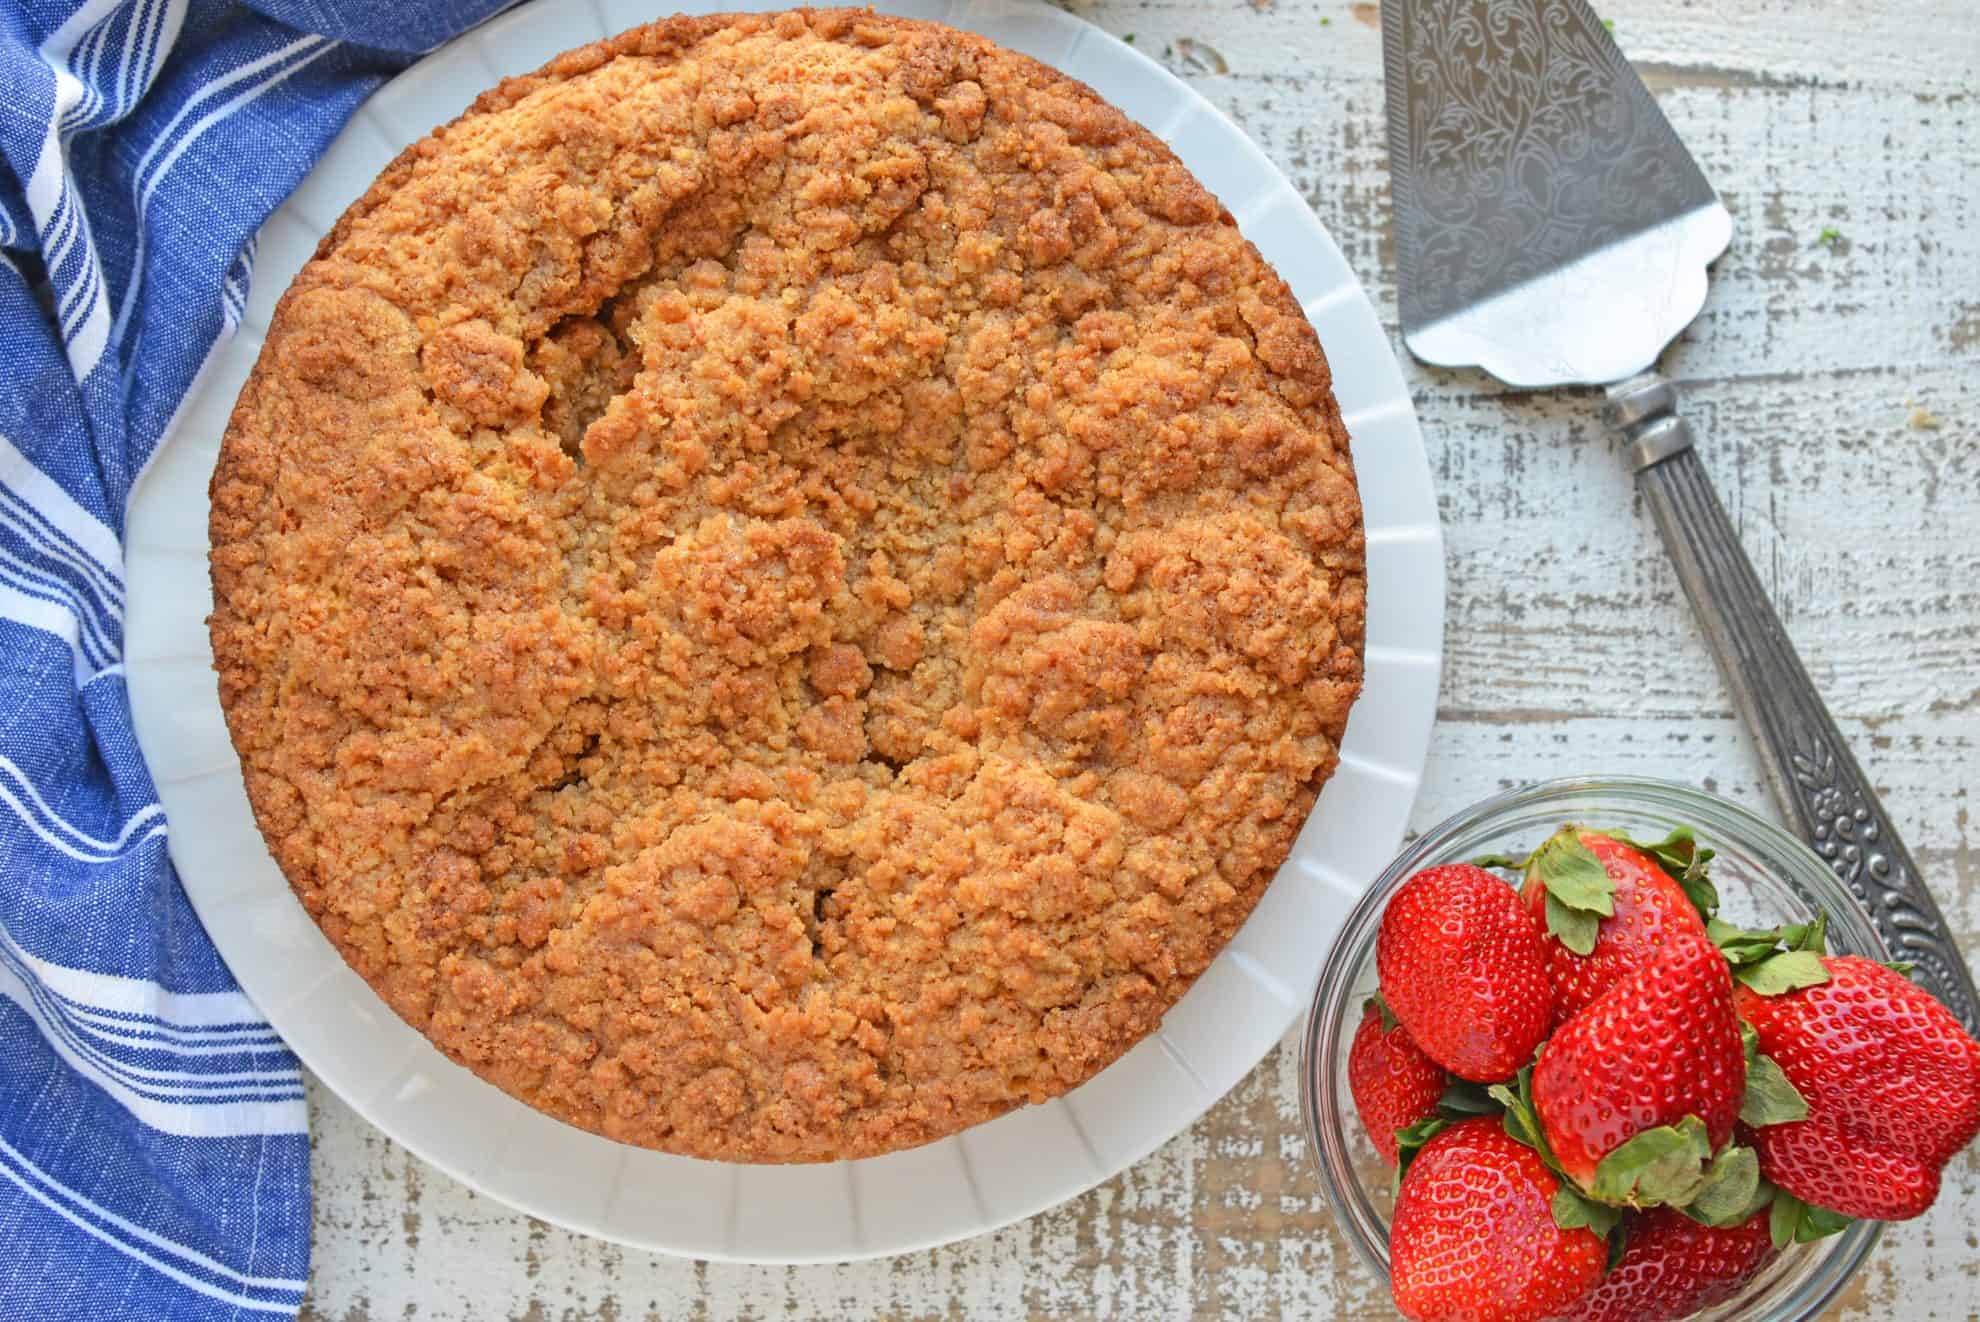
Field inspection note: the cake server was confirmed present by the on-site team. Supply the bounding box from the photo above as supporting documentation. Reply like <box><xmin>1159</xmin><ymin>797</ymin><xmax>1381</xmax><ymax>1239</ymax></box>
<box><xmin>1380</xmin><ymin>0</ymin><xmax>1979</xmax><ymax>1027</ymax></box>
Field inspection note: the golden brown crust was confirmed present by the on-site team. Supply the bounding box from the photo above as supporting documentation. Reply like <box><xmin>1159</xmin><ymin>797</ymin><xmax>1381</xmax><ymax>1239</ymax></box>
<box><xmin>208</xmin><ymin>8</ymin><xmax>1363</xmax><ymax>1162</ymax></box>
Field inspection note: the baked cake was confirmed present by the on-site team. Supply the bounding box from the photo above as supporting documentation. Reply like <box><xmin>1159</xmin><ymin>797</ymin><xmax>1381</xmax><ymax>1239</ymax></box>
<box><xmin>209</xmin><ymin>8</ymin><xmax>1364</xmax><ymax>1162</ymax></box>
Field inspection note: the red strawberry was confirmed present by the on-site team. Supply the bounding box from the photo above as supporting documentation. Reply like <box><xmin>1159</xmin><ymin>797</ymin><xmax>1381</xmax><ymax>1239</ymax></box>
<box><xmin>1389</xmin><ymin>1117</ymin><xmax>1607</xmax><ymax>1322</ymax></box>
<box><xmin>1535</xmin><ymin>937</ymin><xmax>1745</xmax><ymax>1195</ymax></box>
<box><xmin>1519</xmin><ymin>829</ymin><xmax>1713</xmax><ymax>1020</ymax></box>
<box><xmin>1348</xmin><ymin>999</ymin><xmax>1446</xmax><ymax>1165</ymax></box>
<box><xmin>1735</xmin><ymin>955</ymin><xmax>1980</xmax><ymax>1220</ymax></box>
<box><xmin>1377</xmin><ymin>864</ymin><xmax>1553</xmax><ymax>1082</ymax></box>
<box><xmin>1555</xmin><ymin>1206</ymin><xmax>1776</xmax><ymax>1322</ymax></box>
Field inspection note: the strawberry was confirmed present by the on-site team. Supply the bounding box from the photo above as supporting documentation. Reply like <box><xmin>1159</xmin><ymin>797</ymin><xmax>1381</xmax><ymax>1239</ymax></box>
<box><xmin>1389</xmin><ymin>1117</ymin><xmax>1607</xmax><ymax>1322</ymax></box>
<box><xmin>1555</xmin><ymin>1206</ymin><xmax>1776</xmax><ymax>1322</ymax></box>
<box><xmin>1348</xmin><ymin>998</ymin><xmax>1446</xmax><ymax>1165</ymax></box>
<box><xmin>1534</xmin><ymin>936</ymin><xmax>1746</xmax><ymax>1199</ymax></box>
<box><xmin>1735</xmin><ymin>955</ymin><xmax>1980</xmax><ymax>1220</ymax></box>
<box><xmin>1377</xmin><ymin>864</ymin><xmax>1553</xmax><ymax>1082</ymax></box>
<box><xmin>1518</xmin><ymin>828</ymin><xmax>1714</xmax><ymax>1020</ymax></box>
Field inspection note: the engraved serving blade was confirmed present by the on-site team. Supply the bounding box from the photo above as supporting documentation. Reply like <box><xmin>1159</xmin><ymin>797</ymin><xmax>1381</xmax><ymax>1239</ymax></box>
<box><xmin>1381</xmin><ymin>0</ymin><xmax>1731</xmax><ymax>387</ymax></box>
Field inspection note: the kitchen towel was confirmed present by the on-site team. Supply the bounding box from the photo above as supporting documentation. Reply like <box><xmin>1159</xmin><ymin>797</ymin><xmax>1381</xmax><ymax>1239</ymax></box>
<box><xmin>0</xmin><ymin>2</ymin><xmax>505</xmax><ymax>1317</ymax></box>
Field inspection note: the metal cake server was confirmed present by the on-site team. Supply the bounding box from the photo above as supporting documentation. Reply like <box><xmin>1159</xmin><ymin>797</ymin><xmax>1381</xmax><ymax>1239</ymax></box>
<box><xmin>1381</xmin><ymin>0</ymin><xmax>1979</xmax><ymax>1028</ymax></box>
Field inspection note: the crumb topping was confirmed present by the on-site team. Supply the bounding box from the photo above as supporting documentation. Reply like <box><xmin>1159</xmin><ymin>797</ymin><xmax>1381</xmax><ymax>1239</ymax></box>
<box><xmin>209</xmin><ymin>8</ymin><xmax>1363</xmax><ymax>1161</ymax></box>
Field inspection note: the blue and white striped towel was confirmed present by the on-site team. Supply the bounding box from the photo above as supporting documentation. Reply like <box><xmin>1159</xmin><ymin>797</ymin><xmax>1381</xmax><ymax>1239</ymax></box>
<box><xmin>0</xmin><ymin>2</ymin><xmax>505</xmax><ymax>1316</ymax></box>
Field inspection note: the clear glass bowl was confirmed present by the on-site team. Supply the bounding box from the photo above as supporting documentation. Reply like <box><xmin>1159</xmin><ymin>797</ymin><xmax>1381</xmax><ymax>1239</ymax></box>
<box><xmin>1299</xmin><ymin>777</ymin><xmax>1884</xmax><ymax>1320</ymax></box>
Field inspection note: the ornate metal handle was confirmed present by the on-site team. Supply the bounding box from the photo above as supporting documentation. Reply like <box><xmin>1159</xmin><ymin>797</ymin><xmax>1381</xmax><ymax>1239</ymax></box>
<box><xmin>1606</xmin><ymin>372</ymin><xmax>1979</xmax><ymax>1031</ymax></box>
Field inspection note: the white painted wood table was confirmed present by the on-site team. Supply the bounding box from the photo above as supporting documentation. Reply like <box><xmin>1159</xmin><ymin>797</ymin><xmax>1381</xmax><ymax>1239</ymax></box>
<box><xmin>299</xmin><ymin>0</ymin><xmax>1980</xmax><ymax>1316</ymax></box>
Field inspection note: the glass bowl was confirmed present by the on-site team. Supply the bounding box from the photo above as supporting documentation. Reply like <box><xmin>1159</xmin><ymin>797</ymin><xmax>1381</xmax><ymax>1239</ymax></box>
<box><xmin>1299</xmin><ymin>777</ymin><xmax>1884</xmax><ymax>1320</ymax></box>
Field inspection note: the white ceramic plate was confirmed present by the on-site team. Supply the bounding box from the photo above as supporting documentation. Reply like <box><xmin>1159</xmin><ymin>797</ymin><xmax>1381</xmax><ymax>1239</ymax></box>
<box><xmin>124</xmin><ymin>0</ymin><xmax>1444</xmax><ymax>1264</ymax></box>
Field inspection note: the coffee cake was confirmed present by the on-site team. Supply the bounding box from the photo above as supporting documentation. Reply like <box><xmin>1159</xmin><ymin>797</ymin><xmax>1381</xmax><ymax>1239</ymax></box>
<box><xmin>209</xmin><ymin>8</ymin><xmax>1364</xmax><ymax>1161</ymax></box>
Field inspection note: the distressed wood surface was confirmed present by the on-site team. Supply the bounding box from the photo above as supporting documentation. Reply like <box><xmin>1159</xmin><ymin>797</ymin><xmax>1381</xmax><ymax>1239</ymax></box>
<box><xmin>299</xmin><ymin>0</ymin><xmax>1980</xmax><ymax>1316</ymax></box>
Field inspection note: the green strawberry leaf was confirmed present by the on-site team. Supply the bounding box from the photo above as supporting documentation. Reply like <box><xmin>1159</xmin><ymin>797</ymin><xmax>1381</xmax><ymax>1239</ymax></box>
<box><xmin>1545</xmin><ymin>892</ymin><xmax>1603</xmax><ymax>956</ymax></box>
<box><xmin>1605</xmin><ymin>1222</ymin><xmax>1631</xmax><ymax>1272</ymax></box>
<box><xmin>1707</xmin><ymin>915</ymin><xmax>1827</xmax><ymax>967</ymax></box>
<box><xmin>1489</xmin><ymin>1082</ymin><xmax>1543</xmax><ymax>1152</ymax></box>
<box><xmin>1395</xmin><ymin>1115</ymin><xmax>1449</xmax><ymax>1152</ymax></box>
<box><xmin>1735</xmin><ymin>950</ymin><xmax>1831</xmax><ymax>997</ymax></box>
<box><xmin>1796</xmin><ymin>1201</ymin><xmax>1856</xmax><ymax>1242</ymax></box>
<box><xmin>1436</xmin><ymin>1077</ymin><xmax>1500</xmax><ymax>1117</ymax></box>
<box><xmin>1368</xmin><ymin>992</ymin><xmax>1399</xmax><ymax>1033</ymax></box>
<box><xmin>1392</xmin><ymin>1115</ymin><xmax>1450</xmax><ymax>1193</ymax></box>
<box><xmin>1707</xmin><ymin>917</ymin><xmax>1794</xmax><ymax>967</ymax></box>
<box><xmin>1885</xmin><ymin>959</ymin><xmax>1918</xmax><ymax>977</ymax></box>
<box><xmin>1792</xmin><ymin>910</ymin><xmax>1830</xmax><ymax>955</ymax></box>
<box><xmin>1489</xmin><ymin>1067</ymin><xmax>1564</xmax><ymax>1174</ymax></box>
<box><xmin>1551</xmin><ymin>1185</ymin><xmax>1623</xmax><ymax>1239</ymax></box>
<box><xmin>1529</xmin><ymin>830</ymin><xmax>1617</xmax><ymax>917</ymax></box>
<box><xmin>1589</xmin><ymin>1115</ymin><xmax>1713</xmax><ymax>1207</ymax></box>
<box><xmin>1611</xmin><ymin>827</ymin><xmax>1720</xmax><ymax>921</ymax></box>
<box><xmin>1684</xmin><ymin>1146</ymin><xmax>1762</xmax><ymax>1226</ymax></box>
<box><xmin>1740</xmin><ymin>1050</ymin><xmax>1811</xmax><ymax>1127</ymax></box>
<box><xmin>1768</xmin><ymin>1189</ymin><xmax>1856</xmax><ymax>1247</ymax></box>
<box><xmin>1675</xmin><ymin>872</ymin><xmax>1721</xmax><ymax>925</ymax></box>
<box><xmin>1683</xmin><ymin>1175</ymin><xmax>1778</xmax><ymax>1230</ymax></box>
<box><xmin>1768</xmin><ymin>1188</ymin><xmax>1802</xmax><ymax>1249</ymax></box>
<box><xmin>1468</xmin><ymin>851</ymin><xmax>1531</xmax><ymax>872</ymax></box>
